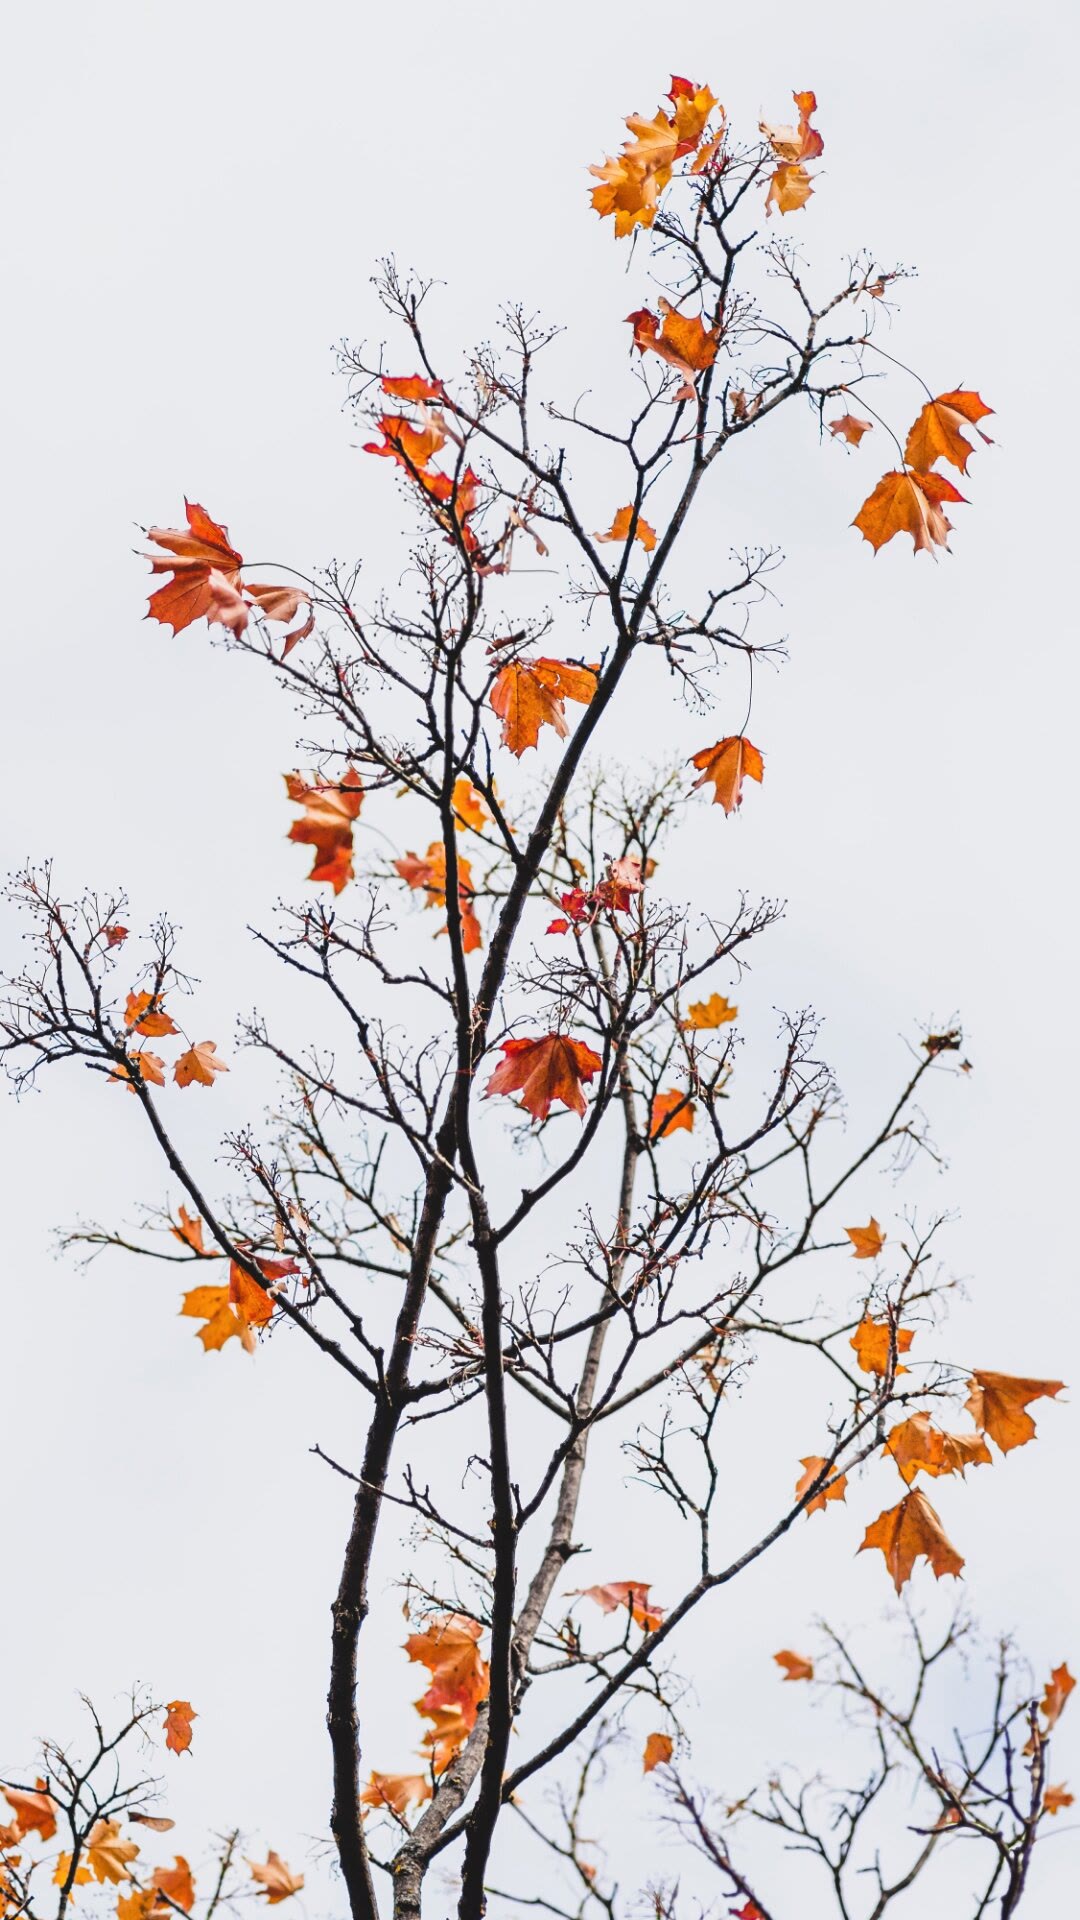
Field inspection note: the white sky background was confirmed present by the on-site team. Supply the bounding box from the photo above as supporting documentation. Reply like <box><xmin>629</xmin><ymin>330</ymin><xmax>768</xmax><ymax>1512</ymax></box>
<box><xmin>2</xmin><ymin>2</ymin><xmax>1078</xmax><ymax>1915</ymax></box>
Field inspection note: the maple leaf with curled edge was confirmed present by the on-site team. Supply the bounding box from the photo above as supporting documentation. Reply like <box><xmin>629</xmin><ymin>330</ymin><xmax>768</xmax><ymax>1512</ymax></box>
<box><xmin>1040</xmin><ymin>1665</ymin><xmax>1076</xmax><ymax>1731</ymax></box>
<box><xmin>362</xmin><ymin>412</ymin><xmax>447</xmax><ymax>472</ymax></box>
<box><xmin>418</xmin><ymin>1701</ymin><xmax>475</xmax><ymax>1773</ymax></box>
<box><xmin>170</xmin><ymin>1207</ymin><xmax>216</xmax><ymax>1255</ymax></box>
<box><xmin>829</xmin><ymin>413</ymin><xmax>873</xmax><ymax>446</ymax></box>
<box><xmin>596</xmin><ymin>504</ymin><xmax>657</xmax><ymax>551</ymax></box>
<box><xmin>360</xmin><ymin>1772</ymin><xmax>433</xmax><ymax>1817</ymax></box>
<box><xmin>174</xmin><ymin>1041</ymin><xmax>228</xmax><ymax>1089</ymax></box>
<box><xmin>904</xmin><ymin>391</ymin><xmax>994</xmax><ymax>475</ymax></box>
<box><xmin>690</xmin><ymin>736</ymin><xmax>764</xmax><ymax>815</ymax></box>
<box><xmin>885</xmin><ymin>1412</ymin><xmax>992</xmax><ymax>1485</ymax></box>
<box><xmin>569</xmin><ymin>1581</ymin><xmax>665</xmax><ymax>1633</ymax></box>
<box><xmin>380</xmin><ymin>373</ymin><xmax>448</xmax><ymax>404</ymax></box>
<box><xmin>590</xmin><ymin>77</ymin><xmax>721</xmax><ymax>238</ymax></box>
<box><xmin>650</xmin><ymin>1088</ymin><xmax>695</xmax><ymax>1141</ymax></box>
<box><xmin>795</xmin><ymin>1455</ymin><xmax>847</xmax><ymax>1516</ymax></box>
<box><xmin>853</xmin><ymin>469</ymin><xmax>967</xmax><ymax>555</ymax></box>
<box><xmin>1044</xmin><ymin>1784</ymin><xmax>1075</xmax><ymax>1815</ymax></box>
<box><xmin>109</xmin><ymin>1050</ymin><xmax>166</xmax><ymax>1093</ymax></box>
<box><xmin>761</xmin><ymin>90</ymin><xmax>824</xmax><ymax>217</ymax></box>
<box><xmin>179</xmin><ymin>1254</ymin><xmax>294</xmax><ymax>1356</ymax></box>
<box><xmin>162</xmin><ymin>1701</ymin><xmax>196</xmax><ymax>1756</ymax></box>
<box><xmin>247</xmin><ymin>1854</ymin><xmax>304</xmax><ymax>1904</ymax></box>
<box><xmin>143</xmin><ymin>502</ymin><xmax>243</xmax><ymax>635</ymax></box>
<box><xmin>485</xmin><ymin>1033</ymin><xmax>603</xmax><ymax>1121</ymax></box>
<box><xmin>394</xmin><ymin>842</ymin><xmax>482</xmax><ymax>953</ymax></box>
<box><xmin>627</xmin><ymin>300</ymin><xmax>719</xmax><ymax>402</ymax></box>
<box><xmin>81</xmin><ymin>1820</ymin><xmax>139</xmax><ymax>1885</ymax></box>
<box><xmin>850</xmin><ymin>1316</ymin><xmax>914</xmax><ymax>1377</ymax></box>
<box><xmin>152</xmin><ymin>1859</ymin><xmax>196</xmax><ymax>1913</ymax></box>
<box><xmin>643</xmin><ymin>1732</ymin><xmax>674</xmax><ymax>1773</ymax></box>
<box><xmin>285</xmin><ymin>768</ymin><xmax>364</xmax><ymax>894</ymax></box>
<box><xmin>860</xmin><ymin>1487</ymin><xmax>964</xmax><ymax>1593</ymax></box>
<box><xmin>124</xmin><ymin>991</ymin><xmax>179</xmax><ymax>1037</ymax></box>
<box><xmin>450</xmin><ymin>776</ymin><xmax>492</xmax><ymax>833</ymax></box>
<box><xmin>2</xmin><ymin>1781</ymin><xmax>58</xmax><ymax>1842</ymax></box>
<box><xmin>405</xmin><ymin>1614</ymin><xmax>490</xmax><ymax>1763</ymax></box>
<box><xmin>489</xmin><ymin>655</ymin><xmax>599</xmax><ymax>756</ymax></box>
<box><xmin>682</xmin><ymin>992</ymin><xmax>738</xmax><ymax>1030</ymax></box>
<box><xmin>774</xmin><ymin>1649</ymin><xmax>814</xmax><ymax>1682</ymax></box>
<box><xmin>845</xmin><ymin>1217</ymin><xmax>885</xmax><ymax>1259</ymax></box>
<box><xmin>964</xmin><ymin>1370</ymin><xmax>1066</xmax><ymax>1453</ymax></box>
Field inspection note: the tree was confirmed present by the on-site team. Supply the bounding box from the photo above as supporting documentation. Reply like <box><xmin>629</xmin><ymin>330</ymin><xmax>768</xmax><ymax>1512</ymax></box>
<box><xmin>0</xmin><ymin>74</ymin><xmax>1067</xmax><ymax>1920</ymax></box>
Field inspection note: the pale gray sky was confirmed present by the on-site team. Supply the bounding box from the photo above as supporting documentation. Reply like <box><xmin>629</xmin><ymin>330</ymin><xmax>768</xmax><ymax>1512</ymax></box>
<box><xmin>3</xmin><ymin>3</ymin><xmax>1078</xmax><ymax>1915</ymax></box>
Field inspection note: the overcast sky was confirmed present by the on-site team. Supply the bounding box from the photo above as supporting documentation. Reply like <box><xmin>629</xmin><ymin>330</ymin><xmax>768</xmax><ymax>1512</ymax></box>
<box><xmin>3</xmin><ymin>3</ymin><xmax>1078</xmax><ymax>1915</ymax></box>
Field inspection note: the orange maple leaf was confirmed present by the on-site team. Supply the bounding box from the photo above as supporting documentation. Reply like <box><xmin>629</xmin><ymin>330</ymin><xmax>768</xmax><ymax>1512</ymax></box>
<box><xmin>450</xmin><ymin>776</ymin><xmax>492</xmax><ymax>833</ymax></box>
<box><xmin>682</xmin><ymin>993</ymin><xmax>737</xmax><ymax>1029</ymax></box>
<box><xmin>124</xmin><ymin>992</ymin><xmax>180</xmax><ymax>1038</ymax></box>
<box><xmin>627</xmin><ymin>300</ymin><xmax>719</xmax><ymax>401</ymax></box>
<box><xmin>963</xmin><ymin>1370</ymin><xmax>1066</xmax><ymax>1453</ymax></box>
<box><xmin>144</xmin><ymin>502</ymin><xmax>243</xmax><ymax>636</ymax></box>
<box><xmin>1043</xmin><ymin>1784</ymin><xmax>1075</xmax><ymax>1815</ymax></box>
<box><xmin>795</xmin><ymin>1455</ymin><xmax>847</xmax><ymax>1516</ymax></box>
<box><xmin>642</xmin><ymin>1732</ymin><xmax>674</xmax><ymax>1773</ymax></box>
<box><xmin>903</xmin><ymin>391</ymin><xmax>993</xmax><ymax>474</ymax></box>
<box><xmin>774</xmin><ymin>1649</ymin><xmax>814</xmax><ymax>1682</ymax></box>
<box><xmin>650</xmin><ymin>1088</ymin><xmax>695</xmax><ymax>1141</ymax></box>
<box><xmin>180</xmin><ymin>1255</ymin><xmax>283</xmax><ymax>1355</ymax></box>
<box><xmin>850</xmin><ymin>1316</ymin><xmax>914</xmax><ymax>1377</ymax></box>
<box><xmin>405</xmin><ymin>1614</ymin><xmax>490</xmax><ymax>1739</ymax></box>
<box><xmin>362</xmin><ymin>413</ymin><xmax>447</xmax><ymax>473</ymax></box>
<box><xmin>761</xmin><ymin>90</ymin><xmax>823</xmax><ymax>216</ymax></box>
<box><xmin>381</xmin><ymin>374</ymin><xmax>448</xmax><ymax>404</ymax></box>
<box><xmin>845</xmin><ymin>1217</ymin><xmax>885</xmax><ymax>1259</ymax></box>
<box><xmin>1040</xmin><ymin>1664</ymin><xmax>1076</xmax><ymax>1731</ymax></box>
<box><xmin>162</xmin><ymin>1701</ymin><xmax>196</xmax><ymax>1757</ymax></box>
<box><xmin>2</xmin><ymin>1782</ymin><xmax>58</xmax><ymax>1842</ymax></box>
<box><xmin>489</xmin><ymin>656</ymin><xmax>599</xmax><ymax>756</ymax></box>
<box><xmin>174</xmin><ymin>1041</ymin><xmax>228</xmax><ymax>1089</ymax></box>
<box><xmin>859</xmin><ymin>1487</ymin><xmax>964</xmax><ymax>1593</ymax></box>
<box><xmin>109</xmin><ymin>1050</ymin><xmax>166</xmax><ymax>1092</ymax></box>
<box><xmin>360</xmin><ymin>1773</ymin><xmax>433</xmax><ymax>1817</ymax></box>
<box><xmin>765</xmin><ymin>163</ymin><xmax>814</xmax><ymax>215</ymax></box>
<box><xmin>829</xmin><ymin>413</ymin><xmax>873</xmax><ymax>446</ymax></box>
<box><xmin>151</xmin><ymin>1858</ymin><xmax>196</xmax><ymax>1913</ymax></box>
<box><xmin>417</xmin><ymin>1701</ymin><xmax>475</xmax><ymax>1773</ymax></box>
<box><xmin>394</xmin><ymin>842</ymin><xmax>482</xmax><ymax>953</ymax></box>
<box><xmin>485</xmin><ymin>1034</ymin><xmax>603</xmax><ymax>1121</ymax></box>
<box><xmin>170</xmin><ymin>1208</ymin><xmax>214</xmax><ymax>1256</ymax></box>
<box><xmin>570</xmin><ymin>1581</ymin><xmax>665</xmax><ymax>1633</ymax></box>
<box><xmin>285</xmin><ymin>768</ymin><xmax>364</xmax><ymax>894</ymax></box>
<box><xmin>590</xmin><ymin>80</ymin><xmax>720</xmax><ymax>238</ymax></box>
<box><xmin>81</xmin><ymin>1820</ymin><xmax>139</xmax><ymax>1885</ymax></box>
<box><xmin>247</xmin><ymin>1854</ymin><xmax>304</xmax><ymax>1904</ymax></box>
<box><xmin>885</xmin><ymin>1412</ymin><xmax>991</xmax><ymax>1485</ymax></box>
<box><xmin>853</xmin><ymin>469</ymin><xmax>967</xmax><ymax>555</ymax></box>
<box><xmin>689</xmin><ymin>736</ymin><xmax>764</xmax><ymax>815</ymax></box>
<box><xmin>596</xmin><ymin>505</ymin><xmax>657</xmax><ymax>552</ymax></box>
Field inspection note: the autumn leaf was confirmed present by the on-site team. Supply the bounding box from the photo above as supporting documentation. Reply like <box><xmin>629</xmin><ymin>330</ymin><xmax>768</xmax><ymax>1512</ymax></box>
<box><xmin>109</xmin><ymin>1051</ymin><xmax>166</xmax><ymax>1093</ymax></box>
<box><xmin>885</xmin><ymin>1412</ymin><xmax>991</xmax><ymax>1485</ymax></box>
<box><xmin>285</xmin><ymin>768</ymin><xmax>364</xmax><ymax>894</ymax></box>
<box><xmin>2</xmin><ymin>1781</ymin><xmax>58</xmax><ymax>1842</ymax></box>
<box><xmin>596</xmin><ymin>505</ymin><xmax>657</xmax><ymax>552</ymax></box>
<box><xmin>143</xmin><ymin>502</ymin><xmax>243</xmax><ymax>636</ymax></box>
<box><xmin>963</xmin><ymin>1370</ymin><xmax>1066</xmax><ymax>1454</ymax></box>
<box><xmin>903</xmin><ymin>391</ymin><xmax>993</xmax><ymax>475</ymax></box>
<box><xmin>650</xmin><ymin>1088</ymin><xmax>695</xmax><ymax>1141</ymax></box>
<box><xmin>362</xmin><ymin>412</ymin><xmax>447</xmax><ymax>473</ymax></box>
<box><xmin>359</xmin><ymin>1772</ymin><xmax>433</xmax><ymax>1819</ymax></box>
<box><xmin>394</xmin><ymin>842</ymin><xmax>482</xmax><ymax>953</ymax></box>
<box><xmin>765</xmin><ymin>163</ymin><xmax>814</xmax><ymax>215</ymax></box>
<box><xmin>53</xmin><ymin>1852</ymin><xmax>92</xmax><ymax>1888</ymax></box>
<box><xmin>795</xmin><ymin>1456</ymin><xmax>847</xmax><ymax>1516</ymax></box>
<box><xmin>845</xmin><ymin>1217</ymin><xmax>885</xmax><ymax>1259</ymax></box>
<box><xmin>859</xmin><ymin>1487</ymin><xmax>964</xmax><ymax>1593</ymax></box>
<box><xmin>590</xmin><ymin>80</ymin><xmax>720</xmax><ymax>238</ymax></box>
<box><xmin>761</xmin><ymin>90</ymin><xmax>823</xmax><ymax>216</ymax></box>
<box><xmin>627</xmin><ymin>300</ymin><xmax>719</xmax><ymax>401</ymax></box>
<box><xmin>853</xmin><ymin>469</ymin><xmax>967</xmax><ymax>556</ymax></box>
<box><xmin>247</xmin><ymin>1854</ymin><xmax>304</xmax><ymax>1904</ymax></box>
<box><xmin>174</xmin><ymin>1042</ymin><xmax>228</xmax><ymax>1089</ymax></box>
<box><xmin>774</xmin><ymin>1649</ymin><xmax>814</xmax><ymax>1682</ymax></box>
<box><xmin>127</xmin><ymin>1815</ymin><xmax>176</xmax><ymax>1833</ymax></box>
<box><xmin>642</xmin><ymin>1732</ymin><xmax>673</xmax><ymax>1773</ymax></box>
<box><xmin>829</xmin><ymin>414</ymin><xmax>873</xmax><ymax>446</ymax></box>
<box><xmin>1043</xmin><ymin>1784</ymin><xmax>1074</xmax><ymax>1815</ymax></box>
<box><xmin>116</xmin><ymin>1892</ymin><xmax>157</xmax><ymax>1920</ymax></box>
<box><xmin>1039</xmin><ymin>1664</ymin><xmax>1075</xmax><ymax>1732</ymax></box>
<box><xmin>170</xmin><ymin>1208</ymin><xmax>213</xmax><ymax>1256</ymax></box>
<box><xmin>381</xmin><ymin>373</ymin><xmax>447</xmax><ymax>403</ymax></box>
<box><xmin>162</xmin><ymin>1702</ymin><xmax>196</xmax><ymax>1757</ymax></box>
<box><xmin>124</xmin><ymin>992</ymin><xmax>179</xmax><ymax>1038</ymax></box>
<box><xmin>103</xmin><ymin>925</ymin><xmax>129</xmax><ymax>948</ymax></box>
<box><xmin>569</xmin><ymin>1581</ymin><xmax>665</xmax><ymax>1633</ymax></box>
<box><xmin>450</xmin><ymin>777</ymin><xmax>492</xmax><ymax>833</ymax></box>
<box><xmin>689</xmin><ymin>737</ymin><xmax>764</xmax><ymax>815</ymax></box>
<box><xmin>180</xmin><ymin>1256</ymin><xmax>280</xmax><ymax>1356</ymax></box>
<box><xmin>485</xmin><ymin>1034</ymin><xmax>603</xmax><ymax>1121</ymax></box>
<box><xmin>850</xmin><ymin>1316</ymin><xmax>914</xmax><ymax>1378</ymax></box>
<box><xmin>489</xmin><ymin>656</ymin><xmax>598</xmax><ymax>756</ymax></box>
<box><xmin>82</xmin><ymin>1820</ymin><xmax>139</xmax><ymax>1885</ymax></box>
<box><xmin>417</xmin><ymin>1701</ymin><xmax>475</xmax><ymax>1773</ymax></box>
<box><xmin>151</xmin><ymin>1858</ymin><xmax>195</xmax><ymax>1913</ymax></box>
<box><xmin>405</xmin><ymin>1614</ymin><xmax>490</xmax><ymax>1740</ymax></box>
<box><xmin>682</xmin><ymin>993</ymin><xmax>737</xmax><ymax>1030</ymax></box>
